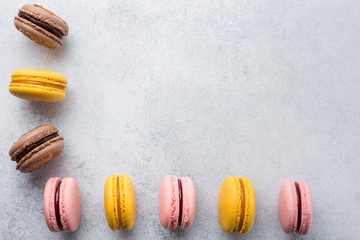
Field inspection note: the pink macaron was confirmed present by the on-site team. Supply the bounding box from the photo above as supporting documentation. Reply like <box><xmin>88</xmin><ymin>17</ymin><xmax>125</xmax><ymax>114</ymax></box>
<box><xmin>278</xmin><ymin>179</ymin><xmax>313</xmax><ymax>235</ymax></box>
<box><xmin>43</xmin><ymin>177</ymin><xmax>82</xmax><ymax>232</ymax></box>
<box><xmin>159</xmin><ymin>175</ymin><xmax>196</xmax><ymax>229</ymax></box>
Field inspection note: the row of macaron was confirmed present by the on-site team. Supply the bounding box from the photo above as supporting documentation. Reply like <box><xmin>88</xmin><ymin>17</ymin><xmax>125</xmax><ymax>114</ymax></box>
<box><xmin>11</xmin><ymin>3</ymin><xmax>314</xmax><ymax>236</ymax></box>
<box><xmin>43</xmin><ymin>175</ymin><xmax>312</xmax><ymax>235</ymax></box>
<box><xmin>12</xmin><ymin>4</ymin><xmax>71</xmax><ymax>102</ymax></box>
<box><xmin>12</xmin><ymin>4</ymin><xmax>68</xmax><ymax>99</ymax></box>
<box><xmin>11</xmin><ymin>4</ymin><xmax>70</xmax><ymax>102</ymax></box>
<box><xmin>10</xmin><ymin>124</ymin><xmax>313</xmax><ymax>235</ymax></box>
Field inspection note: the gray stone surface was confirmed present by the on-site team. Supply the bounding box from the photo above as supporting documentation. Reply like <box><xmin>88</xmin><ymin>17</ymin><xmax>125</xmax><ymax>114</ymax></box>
<box><xmin>0</xmin><ymin>0</ymin><xmax>360</xmax><ymax>239</ymax></box>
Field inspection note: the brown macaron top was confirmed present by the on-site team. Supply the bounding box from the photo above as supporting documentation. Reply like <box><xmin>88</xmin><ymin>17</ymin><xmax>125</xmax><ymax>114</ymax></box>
<box><xmin>19</xmin><ymin>4</ymin><xmax>69</xmax><ymax>36</ymax></box>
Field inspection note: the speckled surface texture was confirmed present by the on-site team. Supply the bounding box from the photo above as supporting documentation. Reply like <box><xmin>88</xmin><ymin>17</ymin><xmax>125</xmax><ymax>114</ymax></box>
<box><xmin>1</xmin><ymin>1</ymin><xmax>360</xmax><ymax>239</ymax></box>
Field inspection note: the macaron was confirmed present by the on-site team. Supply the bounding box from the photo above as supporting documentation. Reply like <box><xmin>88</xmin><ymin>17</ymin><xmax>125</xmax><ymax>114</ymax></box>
<box><xmin>9</xmin><ymin>124</ymin><xmax>64</xmax><ymax>173</ymax></box>
<box><xmin>279</xmin><ymin>179</ymin><xmax>313</xmax><ymax>235</ymax></box>
<box><xmin>14</xmin><ymin>4</ymin><xmax>69</xmax><ymax>49</ymax></box>
<box><xmin>44</xmin><ymin>177</ymin><xmax>81</xmax><ymax>232</ymax></box>
<box><xmin>218</xmin><ymin>176</ymin><xmax>256</xmax><ymax>234</ymax></box>
<box><xmin>9</xmin><ymin>69</ymin><xmax>67</xmax><ymax>102</ymax></box>
<box><xmin>104</xmin><ymin>174</ymin><xmax>136</xmax><ymax>231</ymax></box>
<box><xmin>159</xmin><ymin>175</ymin><xmax>196</xmax><ymax>229</ymax></box>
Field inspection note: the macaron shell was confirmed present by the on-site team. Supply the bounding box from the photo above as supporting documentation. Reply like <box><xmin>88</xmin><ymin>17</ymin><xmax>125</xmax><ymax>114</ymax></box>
<box><xmin>60</xmin><ymin>177</ymin><xmax>81</xmax><ymax>232</ymax></box>
<box><xmin>14</xmin><ymin>16</ymin><xmax>62</xmax><ymax>49</ymax></box>
<box><xmin>119</xmin><ymin>175</ymin><xmax>136</xmax><ymax>230</ymax></box>
<box><xmin>218</xmin><ymin>176</ymin><xmax>241</xmax><ymax>232</ymax></box>
<box><xmin>16</xmin><ymin>137</ymin><xmax>64</xmax><ymax>173</ymax></box>
<box><xmin>44</xmin><ymin>177</ymin><xmax>62</xmax><ymax>232</ymax></box>
<box><xmin>239</xmin><ymin>177</ymin><xmax>256</xmax><ymax>234</ymax></box>
<box><xmin>104</xmin><ymin>174</ymin><xmax>120</xmax><ymax>230</ymax></box>
<box><xmin>20</xmin><ymin>4</ymin><xmax>69</xmax><ymax>35</ymax></box>
<box><xmin>159</xmin><ymin>175</ymin><xmax>179</xmax><ymax>229</ymax></box>
<box><xmin>12</xmin><ymin>69</ymin><xmax>67</xmax><ymax>84</ymax></box>
<box><xmin>9</xmin><ymin>82</ymin><xmax>66</xmax><ymax>102</ymax></box>
<box><xmin>179</xmin><ymin>177</ymin><xmax>196</xmax><ymax>229</ymax></box>
<box><xmin>278</xmin><ymin>179</ymin><xmax>298</xmax><ymax>233</ymax></box>
<box><xmin>296</xmin><ymin>181</ymin><xmax>313</xmax><ymax>235</ymax></box>
<box><xmin>9</xmin><ymin>123</ymin><xmax>57</xmax><ymax>159</ymax></box>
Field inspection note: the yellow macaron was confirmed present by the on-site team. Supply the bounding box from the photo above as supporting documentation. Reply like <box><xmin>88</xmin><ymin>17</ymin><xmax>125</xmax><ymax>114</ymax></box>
<box><xmin>9</xmin><ymin>68</ymin><xmax>67</xmax><ymax>102</ymax></box>
<box><xmin>218</xmin><ymin>176</ymin><xmax>256</xmax><ymax>234</ymax></box>
<box><xmin>104</xmin><ymin>174</ymin><xmax>136</xmax><ymax>231</ymax></box>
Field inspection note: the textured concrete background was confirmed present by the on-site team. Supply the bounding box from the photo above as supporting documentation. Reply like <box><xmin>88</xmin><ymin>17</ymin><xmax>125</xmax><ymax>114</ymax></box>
<box><xmin>0</xmin><ymin>0</ymin><xmax>359</xmax><ymax>239</ymax></box>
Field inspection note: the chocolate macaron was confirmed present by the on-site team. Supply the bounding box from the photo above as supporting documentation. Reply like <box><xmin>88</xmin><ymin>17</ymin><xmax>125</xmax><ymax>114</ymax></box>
<box><xmin>14</xmin><ymin>4</ymin><xmax>69</xmax><ymax>49</ymax></box>
<box><xmin>9</xmin><ymin>124</ymin><xmax>64</xmax><ymax>173</ymax></box>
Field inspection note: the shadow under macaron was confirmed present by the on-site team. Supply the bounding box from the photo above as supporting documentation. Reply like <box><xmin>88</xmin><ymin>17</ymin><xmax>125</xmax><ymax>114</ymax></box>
<box><xmin>23</xmin><ymin>152</ymin><xmax>69</xmax><ymax>188</ymax></box>
<box><xmin>16</xmin><ymin>87</ymin><xmax>72</xmax><ymax>123</ymax></box>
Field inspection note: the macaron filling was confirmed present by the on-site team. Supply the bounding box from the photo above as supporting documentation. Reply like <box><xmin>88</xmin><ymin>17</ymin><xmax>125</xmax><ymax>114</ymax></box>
<box><xmin>11</xmin><ymin>79</ymin><xmax>66</xmax><ymax>90</ymax></box>
<box><xmin>18</xmin><ymin>12</ymin><xmax>63</xmax><ymax>38</ymax></box>
<box><xmin>295</xmin><ymin>182</ymin><xmax>302</xmax><ymax>233</ymax></box>
<box><xmin>116</xmin><ymin>175</ymin><xmax>122</xmax><ymax>229</ymax></box>
<box><xmin>14</xmin><ymin>132</ymin><xmax>59</xmax><ymax>163</ymax></box>
<box><xmin>178</xmin><ymin>179</ymin><xmax>183</xmax><ymax>226</ymax></box>
<box><xmin>236</xmin><ymin>178</ymin><xmax>246</xmax><ymax>232</ymax></box>
<box><xmin>55</xmin><ymin>181</ymin><xmax>63</xmax><ymax>230</ymax></box>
